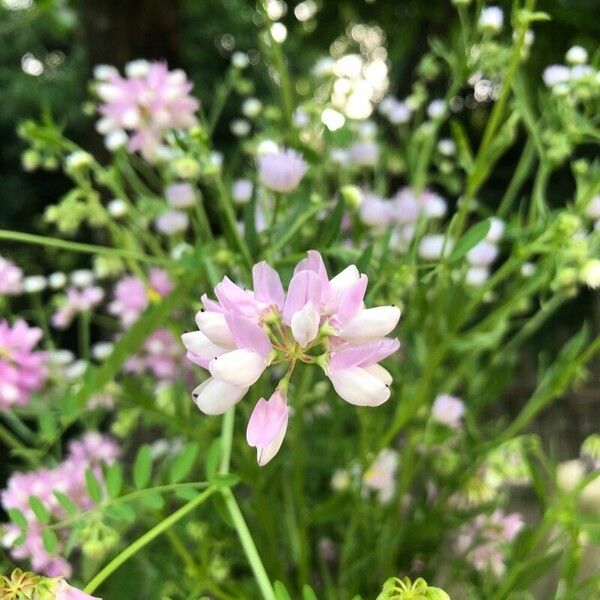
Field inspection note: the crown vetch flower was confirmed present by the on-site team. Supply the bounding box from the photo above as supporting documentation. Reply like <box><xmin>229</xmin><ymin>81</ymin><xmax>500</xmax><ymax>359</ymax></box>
<box><xmin>183</xmin><ymin>251</ymin><xmax>401</xmax><ymax>465</ymax></box>
<box><xmin>0</xmin><ymin>319</ymin><xmax>47</xmax><ymax>410</ymax></box>
<box><xmin>257</xmin><ymin>148</ymin><xmax>308</xmax><ymax>193</ymax></box>
<box><xmin>95</xmin><ymin>60</ymin><xmax>199</xmax><ymax>162</ymax></box>
<box><xmin>51</xmin><ymin>286</ymin><xmax>104</xmax><ymax>330</ymax></box>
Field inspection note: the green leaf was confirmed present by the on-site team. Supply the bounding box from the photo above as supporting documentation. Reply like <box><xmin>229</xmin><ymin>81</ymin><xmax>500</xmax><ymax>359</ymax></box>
<box><xmin>85</xmin><ymin>468</ymin><xmax>103</xmax><ymax>504</ymax></box>
<box><xmin>175</xmin><ymin>486</ymin><xmax>199</xmax><ymax>501</ymax></box>
<box><xmin>8</xmin><ymin>507</ymin><xmax>28</xmax><ymax>529</ymax></box>
<box><xmin>133</xmin><ymin>445</ymin><xmax>153</xmax><ymax>489</ymax></box>
<box><xmin>211</xmin><ymin>474</ymin><xmax>240</xmax><ymax>489</ymax></box>
<box><xmin>205</xmin><ymin>438</ymin><xmax>222</xmax><ymax>480</ymax></box>
<box><xmin>211</xmin><ymin>494</ymin><xmax>234</xmax><ymax>528</ymax></box>
<box><xmin>243</xmin><ymin>195</ymin><xmax>259</xmax><ymax>256</ymax></box>
<box><xmin>449</xmin><ymin>220</ymin><xmax>491</xmax><ymax>262</ymax></box>
<box><xmin>302</xmin><ymin>584</ymin><xmax>319</xmax><ymax>600</ymax></box>
<box><xmin>273</xmin><ymin>581</ymin><xmax>293</xmax><ymax>600</ymax></box>
<box><xmin>357</xmin><ymin>242</ymin><xmax>374</xmax><ymax>272</ymax></box>
<box><xmin>320</xmin><ymin>197</ymin><xmax>345</xmax><ymax>247</ymax></box>
<box><xmin>450</xmin><ymin>120</ymin><xmax>474</xmax><ymax>171</ymax></box>
<box><xmin>104</xmin><ymin>503</ymin><xmax>136</xmax><ymax>524</ymax></box>
<box><xmin>140</xmin><ymin>492</ymin><xmax>165</xmax><ymax>510</ymax></box>
<box><xmin>29</xmin><ymin>496</ymin><xmax>50</xmax><ymax>525</ymax></box>
<box><xmin>169</xmin><ymin>442</ymin><xmax>200</xmax><ymax>483</ymax></box>
<box><xmin>54</xmin><ymin>491</ymin><xmax>78</xmax><ymax>515</ymax></box>
<box><xmin>42</xmin><ymin>529</ymin><xmax>58</xmax><ymax>554</ymax></box>
<box><xmin>106</xmin><ymin>463</ymin><xmax>123</xmax><ymax>499</ymax></box>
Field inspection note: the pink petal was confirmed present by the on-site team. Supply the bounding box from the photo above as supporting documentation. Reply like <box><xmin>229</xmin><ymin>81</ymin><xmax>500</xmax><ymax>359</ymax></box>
<box><xmin>283</xmin><ymin>270</ymin><xmax>323</xmax><ymax>324</ymax></box>
<box><xmin>253</xmin><ymin>261</ymin><xmax>285</xmax><ymax>310</ymax></box>
<box><xmin>246</xmin><ymin>390</ymin><xmax>289</xmax><ymax>448</ymax></box>
<box><xmin>225</xmin><ymin>314</ymin><xmax>272</xmax><ymax>357</ymax></box>
<box><xmin>329</xmin><ymin>337</ymin><xmax>400</xmax><ymax>370</ymax></box>
<box><xmin>333</xmin><ymin>274</ymin><xmax>368</xmax><ymax>326</ymax></box>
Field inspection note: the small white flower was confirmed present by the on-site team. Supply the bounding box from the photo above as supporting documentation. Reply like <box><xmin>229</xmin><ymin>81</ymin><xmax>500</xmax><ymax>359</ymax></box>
<box><xmin>230</xmin><ymin>119</ymin><xmax>251</xmax><ymax>137</ymax></box>
<box><xmin>23</xmin><ymin>275</ymin><xmax>47</xmax><ymax>293</ymax></box>
<box><xmin>427</xmin><ymin>99</ymin><xmax>447</xmax><ymax>120</ymax></box>
<box><xmin>566</xmin><ymin>45</ymin><xmax>588</xmax><ymax>65</ymax></box>
<box><xmin>107</xmin><ymin>198</ymin><xmax>128</xmax><ymax>218</ymax></box>
<box><xmin>91</xmin><ymin>342</ymin><xmax>114</xmax><ymax>361</ymax></box>
<box><xmin>242</xmin><ymin>98</ymin><xmax>263</xmax><ymax>118</ymax></box>
<box><xmin>542</xmin><ymin>65</ymin><xmax>571</xmax><ymax>88</ymax></box>
<box><xmin>438</xmin><ymin>138</ymin><xmax>456</xmax><ymax>156</ymax></box>
<box><xmin>104</xmin><ymin>130</ymin><xmax>128</xmax><ymax>151</ymax></box>
<box><xmin>478</xmin><ymin>6</ymin><xmax>504</xmax><ymax>32</ymax></box>
<box><xmin>48</xmin><ymin>272</ymin><xmax>67</xmax><ymax>289</ymax></box>
<box><xmin>231</xmin><ymin>52</ymin><xmax>249</xmax><ymax>69</ymax></box>
<box><xmin>93</xmin><ymin>64</ymin><xmax>119</xmax><ymax>81</ymax></box>
<box><xmin>71</xmin><ymin>269</ymin><xmax>95</xmax><ymax>288</ymax></box>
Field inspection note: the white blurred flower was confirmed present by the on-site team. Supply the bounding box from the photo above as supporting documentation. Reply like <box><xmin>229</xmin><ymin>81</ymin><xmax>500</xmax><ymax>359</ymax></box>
<box><xmin>23</xmin><ymin>275</ymin><xmax>47</xmax><ymax>293</ymax></box>
<box><xmin>566</xmin><ymin>45</ymin><xmax>588</xmax><ymax>65</ymax></box>
<box><xmin>107</xmin><ymin>198</ymin><xmax>128</xmax><ymax>218</ymax></box>
<box><xmin>48</xmin><ymin>272</ymin><xmax>67</xmax><ymax>290</ymax></box>
<box><xmin>71</xmin><ymin>269</ymin><xmax>95</xmax><ymax>288</ymax></box>
<box><xmin>478</xmin><ymin>6</ymin><xmax>504</xmax><ymax>32</ymax></box>
<box><xmin>427</xmin><ymin>99</ymin><xmax>447</xmax><ymax>119</ymax></box>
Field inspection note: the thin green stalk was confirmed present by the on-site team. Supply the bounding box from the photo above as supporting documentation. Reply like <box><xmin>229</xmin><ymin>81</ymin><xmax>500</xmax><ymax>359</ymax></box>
<box><xmin>78</xmin><ymin>311</ymin><xmax>91</xmax><ymax>361</ymax></box>
<box><xmin>497</xmin><ymin>137</ymin><xmax>537</xmax><ymax>217</ymax></box>
<box><xmin>218</xmin><ymin>407</ymin><xmax>276</xmax><ymax>600</ymax></box>
<box><xmin>221</xmin><ymin>489</ymin><xmax>277</xmax><ymax>600</ymax></box>
<box><xmin>84</xmin><ymin>486</ymin><xmax>217</xmax><ymax>594</ymax></box>
<box><xmin>0</xmin><ymin>422</ymin><xmax>28</xmax><ymax>455</ymax></box>
<box><xmin>0</xmin><ymin>230</ymin><xmax>172</xmax><ymax>267</ymax></box>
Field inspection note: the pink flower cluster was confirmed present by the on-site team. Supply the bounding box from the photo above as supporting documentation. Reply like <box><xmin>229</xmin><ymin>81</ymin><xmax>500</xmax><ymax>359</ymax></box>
<box><xmin>95</xmin><ymin>61</ymin><xmax>199</xmax><ymax>162</ymax></box>
<box><xmin>183</xmin><ymin>250</ymin><xmax>401</xmax><ymax>465</ymax></box>
<box><xmin>257</xmin><ymin>148</ymin><xmax>308</xmax><ymax>193</ymax></box>
<box><xmin>108</xmin><ymin>268</ymin><xmax>172</xmax><ymax>327</ymax></box>
<box><xmin>52</xmin><ymin>286</ymin><xmax>105</xmax><ymax>330</ymax></box>
<box><xmin>360</xmin><ymin>186</ymin><xmax>447</xmax><ymax>252</ymax></box>
<box><xmin>0</xmin><ymin>319</ymin><xmax>47</xmax><ymax>410</ymax></box>
<box><xmin>125</xmin><ymin>328</ymin><xmax>181</xmax><ymax>380</ymax></box>
<box><xmin>1</xmin><ymin>432</ymin><xmax>120</xmax><ymax>577</ymax></box>
<box><xmin>455</xmin><ymin>510</ymin><xmax>524</xmax><ymax>577</ymax></box>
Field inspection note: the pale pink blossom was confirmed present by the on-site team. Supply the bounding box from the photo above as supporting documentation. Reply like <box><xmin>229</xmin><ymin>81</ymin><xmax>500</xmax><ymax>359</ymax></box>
<box><xmin>431</xmin><ymin>394</ymin><xmax>465</xmax><ymax>428</ymax></box>
<box><xmin>57</xmin><ymin>580</ymin><xmax>102</xmax><ymax>600</ymax></box>
<box><xmin>155</xmin><ymin>210</ymin><xmax>189</xmax><ymax>235</ymax></box>
<box><xmin>109</xmin><ymin>269</ymin><xmax>172</xmax><ymax>326</ymax></box>
<box><xmin>125</xmin><ymin>328</ymin><xmax>181</xmax><ymax>380</ymax></box>
<box><xmin>232</xmin><ymin>179</ymin><xmax>254</xmax><ymax>204</ymax></box>
<box><xmin>95</xmin><ymin>61</ymin><xmax>199</xmax><ymax>162</ymax></box>
<box><xmin>0</xmin><ymin>256</ymin><xmax>23</xmax><ymax>295</ymax></box>
<box><xmin>257</xmin><ymin>148</ymin><xmax>308</xmax><ymax>193</ymax></box>
<box><xmin>51</xmin><ymin>286</ymin><xmax>104</xmax><ymax>330</ymax></box>
<box><xmin>183</xmin><ymin>251</ymin><xmax>401</xmax><ymax>464</ymax></box>
<box><xmin>246</xmin><ymin>390</ymin><xmax>290</xmax><ymax>466</ymax></box>
<box><xmin>348</xmin><ymin>140</ymin><xmax>379</xmax><ymax>167</ymax></box>
<box><xmin>0</xmin><ymin>319</ymin><xmax>47</xmax><ymax>410</ymax></box>
<box><xmin>165</xmin><ymin>182</ymin><xmax>196</xmax><ymax>208</ymax></box>
<box><xmin>363</xmin><ymin>449</ymin><xmax>398</xmax><ymax>503</ymax></box>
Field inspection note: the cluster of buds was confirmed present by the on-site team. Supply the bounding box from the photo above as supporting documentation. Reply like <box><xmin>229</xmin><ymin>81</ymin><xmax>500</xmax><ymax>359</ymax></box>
<box><xmin>183</xmin><ymin>251</ymin><xmax>401</xmax><ymax>465</ymax></box>
<box><xmin>0</xmin><ymin>569</ymin><xmax>100</xmax><ymax>599</ymax></box>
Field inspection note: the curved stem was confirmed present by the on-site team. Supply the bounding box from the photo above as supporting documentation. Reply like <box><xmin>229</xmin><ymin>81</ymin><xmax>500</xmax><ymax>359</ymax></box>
<box><xmin>84</xmin><ymin>486</ymin><xmax>217</xmax><ymax>594</ymax></box>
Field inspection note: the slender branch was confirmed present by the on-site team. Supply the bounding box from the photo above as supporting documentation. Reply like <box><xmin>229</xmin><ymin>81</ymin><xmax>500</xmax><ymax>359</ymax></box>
<box><xmin>84</xmin><ymin>486</ymin><xmax>217</xmax><ymax>594</ymax></box>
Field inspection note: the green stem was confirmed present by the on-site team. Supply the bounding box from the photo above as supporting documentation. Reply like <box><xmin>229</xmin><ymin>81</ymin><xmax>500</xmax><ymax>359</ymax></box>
<box><xmin>218</xmin><ymin>407</ymin><xmax>276</xmax><ymax>600</ymax></box>
<box><xmin>0</xmin><ymin>422</ymin><xmax>28</xmax><ymax>455</ymax></box>
<box><xmin>221</xmin><ymin>489</ymin><xmax>277</xmax><ymax>600</ymax></box>
<box><xmin>84</xmin><ymin>486</ymin><xmax>217</xmax><ymax>594</ymax></box>
<box><xmin>497</xmin><ymin>137</ymin><xmax>536</xmax><ymax>217</ymax></box>
<box><xmin>0</xmin><ymin>230</ymin><xmax>172</xmax><ymax>267</ymax></box>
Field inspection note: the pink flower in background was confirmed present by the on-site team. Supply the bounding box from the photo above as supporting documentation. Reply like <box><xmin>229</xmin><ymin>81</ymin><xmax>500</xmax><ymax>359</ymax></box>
<box><xmin>165</xmin><ymin>182</ymin><xmax>196</xmax><ymax>208</ymax></box>
<box><xmin>232</xmin><ymin>179</ymin><xmax>254</xmax><ymax>204</ymax></box>
<box><xmin>95</xmin><ymin>60</ymin><xmax>199</xmax><ymax>162</ymax></box>
<box><xmin>0</xmin><ymin>256</ymin><xmax>23</xmax><ymax>295</ymax></box>
<box><xmin>125</xmin><ymin>328</ymin><xmax>181</xmax><ymax>380</ymax></box>
<box><xmin>257</xmin><ymin>148</ymin><xmax>308</xmax><ymax>193</ymax></box>
<box><xmin>155</xmin><ymin>210</ymin><xmax>189</xmax><ymax>235</ymax></box>
<box><xmin>183</xmin><ymin>250</ymin><xmax>401</xmax><ymax>465</ymax></box>
<box><xmin>455</xmin><ymin>510</ymin><xmax>524</xmax><ymax>577</ymax></box>
<box><xmin>0</xmin><ymin>319</ymin><xmax>47</xmax><ymax>410</ymax></box>
<box><xmin>109</xmin><ymin>268</ymin><xmax>172</xmax><ymax>326</ymax></box>
<box><xmin>363</xmin><ymin>449</ymin><xmax>399</xmax><ymax>503</ymax></box>
<box><xmin>51</xmin><ymin>286</ymin><xmax>104</xmax><ymax>330</ymax></box>
<box><xmin>348</xmin><ymin>140</ymin><xmax>379</xmax><ymax>167</ymax></box>
<box><xmin>1</xmin><ymin>433</ymin><xmax>119</xmax><ymax>577</ymax></box>
<box><xmin>432</xmin><ymin>394</ymin><xmax>465</xmax><ymax>428</ymax></box>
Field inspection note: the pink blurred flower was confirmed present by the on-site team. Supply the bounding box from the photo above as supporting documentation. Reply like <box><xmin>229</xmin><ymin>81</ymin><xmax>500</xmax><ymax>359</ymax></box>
<box><xmin>1</xmin><ymin>433</ymin><xmax>120</xmax><ymax>577</ymax></box>
<box><xmin>165</xmin><ymin>182</ymin><xmax>196</xmax><ymax>208</ymax></box>
<box><xmin>155</xmin><ymin>210</ymin><xmax>189</xmax><ymax>235</ymax></box>
<box><xmin>257</xmin><ymin>148</ymin><xmax>308</xmax><ymax>193</ymax></box>
<box><xmin>363</xmin><ymin>449</ymin><xmax>398</xmax><ymax>503</ymax></box>
<box><xmin>232</xmin><ymin>179</ymin><xmax>254</xmax><ymax>204</ymax></box>
<box><xmin>0</xmin><ymin>319</ymin><xmax>47</xmax><ymax>410</ymax></box>
<box><xmin>51</xmin><ymin>286</ymin><xmax>104</xmax><ymax>330</ymax></box>
<box><xmin>56</xmin><ymin>580</ymin><xmax>102</xmax><ymax>600</ymax></box>
<box><xmin>431</xmin><ymin>394</ymin><xmax>465</xmax><ymax>428</ymax></box>
<box><xmin>125</xmin><ymin>328</ymin><xmax>182</xmax><ymax>380</ymax></box>
<box><xmin>109</xmin><ymin>269</ymin><xmax>172</xmax><ymax>326</ymax></box>
<box><xmin>95</xmin><ymin>61</ymin><xmax>199</xmax><ymax>162</ymax></box>
<box><xmin>0</xmin><ymin>256</ymin><xmax>23</xmax><ymax>295</ymax></box>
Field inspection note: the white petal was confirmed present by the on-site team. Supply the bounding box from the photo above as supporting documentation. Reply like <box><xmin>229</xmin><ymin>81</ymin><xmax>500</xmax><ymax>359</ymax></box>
<box><xmin>329</xmin><ymin>265</ymin><xmax>360</xmax><ymax>296</ymax></box>
<box><xmin>195</xmin><ymin>311</ymin><xmax>236</xmax><ymax>348</ymax></box>
<box><xmin>328</xmin><ymin>366</ymin><xmax>390</xmax><ymax>407</ymax></box>
<box><xmin>338</xmin><ymin>306</ymin><xmax>401</xmax><ymax>342</ymax></box>
<box><xmin>363</xmin><ymin>363</ymin><xmax>392</xmax><ymax>385</ymax></box>
<box><xmin>182</xmin><ymin>331</ymin><xmax>227</xmax><ymax>359</ymax></box>
<box><xmin>208</xmin><ymin>349</ymin><xmax>266</xmax><ymax>387</ymax></box>
<box><xmin>192</xmin><ymin>378</ymin><xmax>248</xmax><ymax>414</ymax></box>
<box><xmin>290</xmin><ymin>302</ymin><xmax>320</xmax><ymax>348</ymax></box>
